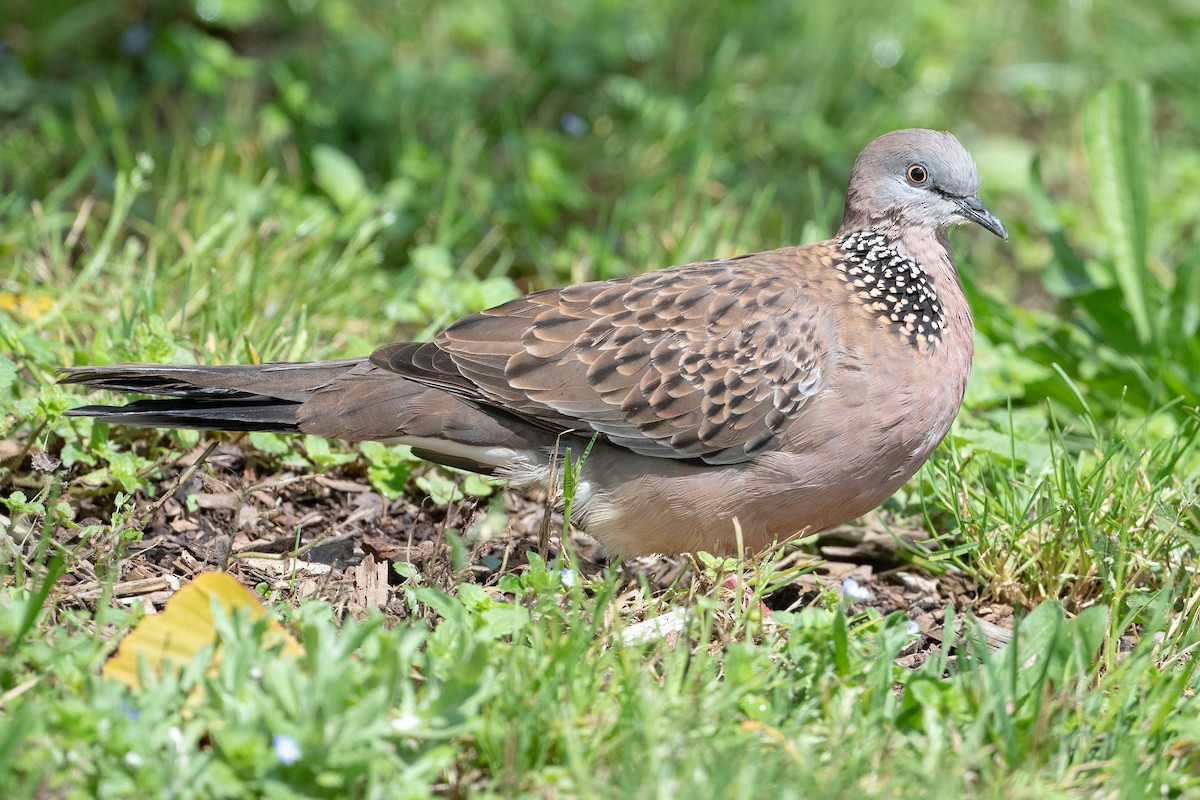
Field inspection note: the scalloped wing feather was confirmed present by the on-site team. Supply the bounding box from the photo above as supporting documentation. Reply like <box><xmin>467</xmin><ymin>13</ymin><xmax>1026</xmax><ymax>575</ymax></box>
<box><xmin>372</xmin><ymin>247</ymin><xmax>840</xmax><ymax>465</ymax></box>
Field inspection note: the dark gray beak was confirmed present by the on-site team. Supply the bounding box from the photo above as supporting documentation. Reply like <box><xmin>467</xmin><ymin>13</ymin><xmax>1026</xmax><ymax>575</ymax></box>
<box><xmin>956</xmin><ymin>195</ymin><xmax>1007</xmax><ymax>240</ymax></box>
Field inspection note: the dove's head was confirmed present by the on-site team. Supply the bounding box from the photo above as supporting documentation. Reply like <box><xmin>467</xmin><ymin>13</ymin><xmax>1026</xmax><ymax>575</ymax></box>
<box><xmin>840</xmin><ymin>128</ymin><xmax>1006</xmax><ymax>240</ymax></box>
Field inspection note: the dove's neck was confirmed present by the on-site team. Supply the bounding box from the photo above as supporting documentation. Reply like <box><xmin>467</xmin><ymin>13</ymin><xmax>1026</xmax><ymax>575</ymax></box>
<box><xmin>833</xmin><ymin>223</ymin><xmax>973</xmax><ymax>360</ymax></box>
<box><xmin>889</xmin><ymin>224</ymin><xmax>975</xmax><ymax>393</ymax></box>
<box><xmin>893</xmin><ymin>226</ymin><xmax>971</xmax><ymax>323</ymax></box>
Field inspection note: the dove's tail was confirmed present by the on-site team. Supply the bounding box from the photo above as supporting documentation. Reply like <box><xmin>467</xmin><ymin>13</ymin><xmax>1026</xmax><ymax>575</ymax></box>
<box><xmin>58</xmin><ymin>360</ymin><xmax>364</xmax><ymax>432</ymax></box>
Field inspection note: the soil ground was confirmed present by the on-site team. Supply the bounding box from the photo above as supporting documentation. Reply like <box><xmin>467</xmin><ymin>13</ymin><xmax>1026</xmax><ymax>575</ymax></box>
<box><xmin>45</xmin><ymin>440</ymin><xmax>1017</xmax><ymax>664</ymax></box>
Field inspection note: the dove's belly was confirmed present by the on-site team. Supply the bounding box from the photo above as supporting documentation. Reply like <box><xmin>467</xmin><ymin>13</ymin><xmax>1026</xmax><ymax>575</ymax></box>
<box><xmin>574</xmin><ymin>329</ymin><xmax>972</xmax><ymax>556</ymax></box>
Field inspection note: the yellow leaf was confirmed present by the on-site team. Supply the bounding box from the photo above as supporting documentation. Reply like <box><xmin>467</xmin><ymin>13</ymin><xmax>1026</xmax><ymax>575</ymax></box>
<box><xmin>103</xmin><ymin>572</ymin><xmax>303</xmax><ymax>688</ymax></box>
<box><xmin>0</xmin><ymin>291</ymin><xmax>55</xmax><ymax>319</ymax></box>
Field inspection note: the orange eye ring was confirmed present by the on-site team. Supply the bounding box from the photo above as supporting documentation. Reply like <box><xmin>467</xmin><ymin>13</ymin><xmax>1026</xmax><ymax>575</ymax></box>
<box><xmin>906</xmin><ymin>164</ymin><xmax>928</xmax><ymax>184</ymax></box>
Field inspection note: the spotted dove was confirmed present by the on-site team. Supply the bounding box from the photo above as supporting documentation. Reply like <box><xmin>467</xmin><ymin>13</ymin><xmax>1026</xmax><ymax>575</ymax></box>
<box><xmin>61</xmin><ymin>129</ymin><xmax>1006</xmax><ymax>555</ymax></box>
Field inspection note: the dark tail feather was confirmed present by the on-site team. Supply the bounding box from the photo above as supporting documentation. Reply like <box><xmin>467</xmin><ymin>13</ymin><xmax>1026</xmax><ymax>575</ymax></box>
<box><xmin>59</xmin><ymin>360</ymin><xmax>364</xmax><ymax>433</ymax></box>
<box><xmin>64</xmin><ymin>399</ymin><xmax>304</xmax><ymax>432</ymax></box>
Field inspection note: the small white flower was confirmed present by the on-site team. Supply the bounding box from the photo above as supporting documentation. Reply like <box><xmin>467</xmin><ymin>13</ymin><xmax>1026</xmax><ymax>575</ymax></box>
<box><xmin>907</xmin><ymin>619</ymin><xmax>921</xmax><ymax>637</ymax></box>
<box><xmin>560</xmin><ymin>568</ymin><xmax>577</xmax><ymax>588</ymax></box>
<box><xmin>391</xmin><ymin>712</ymin><xmax>420</xmax><ymax>734</ymax></box>
<box><xmin>841</xmin><ymin>577</ymin><xmax>873</xmax><ymax>601</ymax></box>
<box><xmin>124</xmin><ymin>751</ymin><xmax>143</xmax><ymax>767</ymax></box>
<box><xmin>273</xmin><ymin>734</ymin><xmax>302</xmax><ymax>765</ymax></box>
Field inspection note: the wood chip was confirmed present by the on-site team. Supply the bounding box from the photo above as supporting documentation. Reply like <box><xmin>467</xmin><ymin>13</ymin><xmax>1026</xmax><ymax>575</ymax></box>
<box><xmin>233</xmin><ymin>535</ymin><xmax>294</xmax><ymax>554</ymax></box>
<box><xmin>973</xmin><ymin>618</ymin><xmax>1015</xmax><ymax>649</ymax></box>
<box><xmin>195</xmin><ymin>492</ymin><xmax>238</xmax><ymax>510</ymax></box>
<box><xmin>620</xmin><ymin>609</ymin><xmax>687</xmax><ymax>646</ymax></box>
<box><xmin>893</xmin><ymin>571</ymin><xmax>939</xmax><ymax>594</ymax></box>
<box><xmin>237</xmin><ymin>504</ymin><xmax>259</xmax><ymax>530</ymax></box>
<box><xmin>926</xmin><ymin>615</ymin><xmax>1015</xmax><ymax>652</ymax></box>
<box><xmin>170</xmin><ymin>518</ymin><xmax>201</xmax><ymax>534</ymax></box>
<box><xmin>68</xmin><ymin>575</ymin><xmax>180</xmax><ymax>602</ymax></box>
<box><xmin>352</xmin><ymin>554</ymin><xmax>390</xmax><ymax>610</ymax></box>
<box><xmin>315</xmin><ymin>476</ymin><xmax>372</xmax><ymax>493</ymax></box>
<box><xmin>818</xmin><ymin>561</ymin><xmax>872</xmax><ymax>581</ymax></box>
<box><xmin>238</xmin><ymin>558</ymin><xmax>332</xmax><ymax>582</ymax></box>
<box><xmin>116</xmin><ymin>592</ymin><xmax>172</xmax><ymax>611</ymax></box>
<box><xmin>250</xmin><ymin>490</ymin><xmax>279</xmax><ymax>507</ymax></box>
<box><xmin>31</xmin><ymin>451</ymin><xmax>61</xmax><ymax>472</ymax></box>
<box><xmin>361</xmin><ymin>535</ymin><xmax>439</xmax><ymax>563</ymax></box>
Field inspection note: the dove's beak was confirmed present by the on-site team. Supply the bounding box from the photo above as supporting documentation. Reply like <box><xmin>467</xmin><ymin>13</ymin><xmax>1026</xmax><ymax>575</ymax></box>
<box><xmin>956</xmin><ymin>195</ymin><xmax>1007</xmax><ymax>241</ymax></box>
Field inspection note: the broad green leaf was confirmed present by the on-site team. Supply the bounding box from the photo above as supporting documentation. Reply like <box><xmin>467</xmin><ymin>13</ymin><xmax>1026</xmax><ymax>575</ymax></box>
<box><xmin>415</xmin><ymin>471</ymin><xmax>463</xmax><ymax>505</ymax></box>
<box><xmin>360</xmin><ymin>441</ymin><xmax>416</xmax><ymax>499</ymax></box>
<box><xmin>1084</xmin><ymin>81</ymin><xmax>1152</xmax><ymax>343</ymax></box>
<box><xmin>248</xmin><ymin>430</ymin><xmax>292</xmax><ymax>456</ymax></box>
<box><xmin>312</xmin><ymin>144</ymin><xmax>367</xmax><ymax>211</ymax></box>
<box><xmin>303</xmin><ymin>435</ymin><xmax>356</xmax><ymax>468</ymax></box>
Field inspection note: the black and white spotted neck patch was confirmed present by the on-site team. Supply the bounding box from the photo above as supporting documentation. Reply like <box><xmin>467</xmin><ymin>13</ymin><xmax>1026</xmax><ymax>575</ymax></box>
<box><xmin>835</xmin><ymin>229</ymin><xmax>945</xmax><ymax>347</ymax></box>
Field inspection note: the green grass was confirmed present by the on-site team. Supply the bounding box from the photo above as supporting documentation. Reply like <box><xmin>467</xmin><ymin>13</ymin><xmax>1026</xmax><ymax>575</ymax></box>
<box><xmin>2</xmin><ymin>0</ymin><xmax>1200</xmax><ymax>796</ymax></box>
